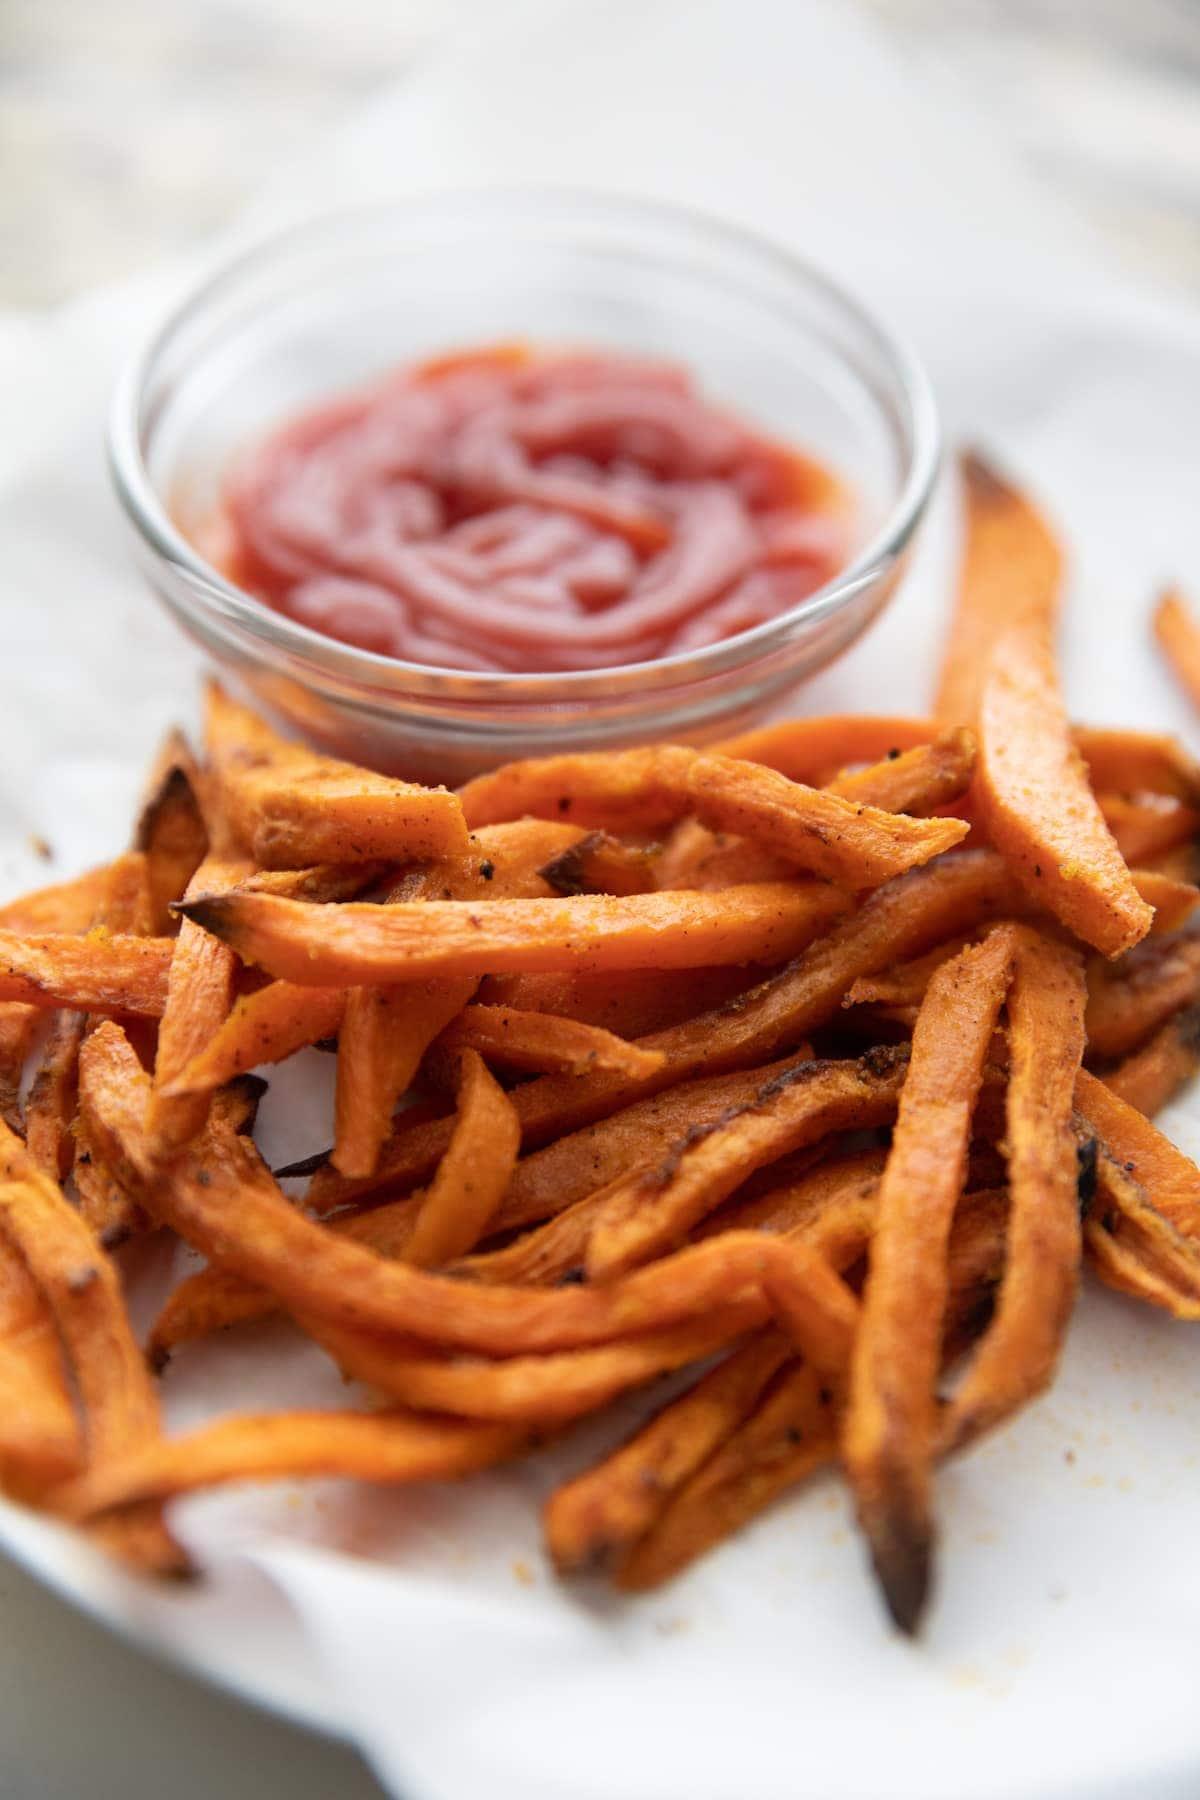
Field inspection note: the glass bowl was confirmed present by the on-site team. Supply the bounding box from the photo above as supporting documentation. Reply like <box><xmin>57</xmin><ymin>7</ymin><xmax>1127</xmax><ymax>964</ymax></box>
<box><xmin>108</xmin><ymin>191</ymin><xmax>939</xmax><ymax>782</ymax></box>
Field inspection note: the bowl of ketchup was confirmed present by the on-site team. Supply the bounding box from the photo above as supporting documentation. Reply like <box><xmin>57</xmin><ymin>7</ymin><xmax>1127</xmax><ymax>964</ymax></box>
<box><xmin>110</xmin><ymin>191</ymin><xmax>937</xmax><ymax>780</ymax></box>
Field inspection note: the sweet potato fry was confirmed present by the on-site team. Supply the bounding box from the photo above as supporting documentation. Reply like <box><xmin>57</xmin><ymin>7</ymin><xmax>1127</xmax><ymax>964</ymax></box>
<box><xmin>478</xmin><ymin>967</ymin><xmax>758</xmax><ymax>1041</ymax></box>
<box><xmin>305</xmin><ymin>849</ymin><xmax>1017</xmax><ymax>1214</ymax></box>
<box><xmin>842</xmin><ymin>936</ymin><xmax>977</xmax><ymax>1011</ymax></box>
<box><xmin>539</xmin><ymin>831</ymin><xmax>658</xmax><ymax>898</ymax></box>
<box><xmin>617</xmin><ymin>1359</ymin><xmax>838</xmax><ymax>1591</ymax></box>
<box><xmin>147</xmin><ymin>853</ymin><xmax>249</xmax><ymax>1158</ymax></box>
<box><xmin>1075</xmin><ymin>1067</ymin><xmax>1200</xmax><ymax>1240</ymax></box>
<box><xmin>682</xmin><ymin>755</ymin><xmax>969</xmax><ymax>889</ymax></box>
<box><xmin>1103</xmin><ymin>1006</ymin><xmax>1200</xmax><ymax>1115</ymax></box>
<box><xmin>845</xmin><ymin>927</ymin><xmax>1016</xmax><ymax>1633</ymax></box>
<box><xmin>233</xmin><ymin>862</ymin><xmax>390</xmax><ymax>903</ymax></box>
<box><xmin>0</xmin><ymin>1228</ymin><xmax>81</xmax><ymax>1497</ymax></box>
<box><xmin>714</xmin><ymin>716</ymin><xmax>935</xmax><ymax>783</ymax></box>
<box><xmin>0</xmin><ymin>930</ymin><xmax>171</xmax><ymax>1015</ymax></box>
<box><xmin>544</xmin><ymin>1330</ymin><xmax>794</xmax><ymax>1574</ymax></box>
<box><xmin>83</xmin><ymin>1021</ymin><xmax>911</xmax><ymax>1358</ymax></box>
<box><xmin>438</xmin><ymin>1005</ymin><xmax>666</xmax><ymax>1080</ymax></box>
<box><xmin>1099</xmin><ymin>795</ymin><xmax>1200</xmax><ymax>864</ymax></box>
<box><xmin>1153</xmin><ymin>586</ymin><xmax>1200</xmax><ymax>712</ymax></box>
<box><xmin>1131</xmin><ymin>870</ymin><xmax>1200</xmax><ymax>935</ymax></box>
<box><xmin>23</xmin><ymin>1010</ymin><xmax>85</xmax><ymax>1181</ymax></box>
<box><xmin>1085</xmin><ymin>929</ymin><xmax>1200</xmax><ymax>1059</ymax></box>
<box><xmin>0</xmin><ymin>1115</ymin><xmax>181</xmax><ymax>1570</ymax></box>
<box><xmin>0</xmin><ymin>1003</ymin><xmax>36</xmax><ymax>1132</ymax></box>
<box><xmin>401</xmin><ymin>1050</ymin><xmax>520</xmax><ymax>1268</ymax></box>
<box><xmin>206</xmin><ymin>683</ymin><xmax>469</xmax><ymax>867</ymax></box>
<box><xmin>585</xmin><ymin>1048</ymin><xmax>909</xmax><ymax>1279</ymax></box>
<box><xmin>976</xmin><ymin>621</ymin><xmax>1152</xmax><ymax>956</ymax></box>
<box><xmin>1082</xmin><ymin>1137</ymin><xmax>1200</xmax><ymax>1319</ymax></box>
<box><xmin>315</xmin><ymin>1302</ymin><xmax>766</xmax><ymax>1423</ymax></box>
<box><xmin>459</xmin><ymin>744</ymin><xmax>697</xmax><ymax>833</ymax></box>
<box><xmin>943</xmin><ymin>929</ymin><xmax>1086</xmax><ymax>1452</ymax></box>
<box><xmin>0</xmin><ymin>863</ymin><xmax>134</xmax><ymax>935</ymax></box>
<box><xmin>132</xmin><ymin>729</ymin><xmax>208</xmax><ymax>934</ymax></box>
<box><xmin>180</xmin><ymin>881</ymin><xmax>849</xmax><ymax>986</ymax></box>
<box><xmin>934</xmin><ymin>450</ymin><xmax>1063</xmax><ymax>726</ymax></box>
<box><xmin>166</xmin><ymin>981</ymin><xmax>345</xmax><ymax>1096</ymax></box>
<box><xmin>333</xmin><ymin>978</ymin><xmax>476</xmax><ymax>1178</ymax></box>
<box><xmin>1075</xmin><ymin>726</ymin><xmax>1200</xmax><ymax>806</ymax></box>
<box><xmin>56</xmin><ymin>1411</ymin><xmax>525</xmax><ymax>1522</ymax></box>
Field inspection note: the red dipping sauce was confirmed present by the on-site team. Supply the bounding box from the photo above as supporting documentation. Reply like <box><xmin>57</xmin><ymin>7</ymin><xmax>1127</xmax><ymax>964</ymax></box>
<box><xmin>215</xmin><ymin>344</ymin><xmax>849</xmax><ymax>674</ymax></box>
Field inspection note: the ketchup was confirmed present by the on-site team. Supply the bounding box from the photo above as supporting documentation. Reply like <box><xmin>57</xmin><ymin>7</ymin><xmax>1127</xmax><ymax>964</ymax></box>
<box><xmin>218</xmin><ymin>345</ymin><xmax>848</xmax><ymax>673</ymax></box>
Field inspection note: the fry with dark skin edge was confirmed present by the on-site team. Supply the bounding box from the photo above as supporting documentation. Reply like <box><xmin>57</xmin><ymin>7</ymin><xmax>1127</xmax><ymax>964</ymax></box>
<box><xmin>1103</xmin><ymin>1006</ymin><xmax>1200</xmax><ymax>1115</ymax></box>
<box><xmin>437</xmin><ymin>1005</ymin><xmax>667</xmax><ymax>1080</ymax></box>
<box><xmin>942</xmin><ymin>928</ymin><xmax>1086</xmax><ymax>1452</ymax></box>
<box><xmin>54</xmin><ymin>1412</ymin><xmax>526</xmax><ymax>1522</ymax></box>
<box><xmin>146</xmin><ymin>853</ymin><xmax>249</xmax><ymax>1158</ymax></box>
<box><xmin>1153</xmin><ymin>587</ymin><xmax>1200</xmax><ymax>713</ymax></box>
<box><xmin>401</xmin><ymin>1049</ymin><xmax>520</xmax><ymax>1269</ymax></box>
<box><xmin>304</xmin><ymin>850</ymin><xmax>1017</xmax><ymax>1214</ymax></box>
<box><xmin>1081</xmin><ymin>1139</ymin><xmax>1200</xmax><ymax>1319</ymax></box>
<box><xmin>933</xmin><ymin>449</ymin><xmax>1063</xmax><ymax>727</ymax></box>
<box><xmin>977</xmin><ymin>621</ymin><xmax>1152</xmax><ymax>957</ymax></box>
<box><xmin>539</xmin><ymin>831</ymin><xmax>659</xmax><ymax>898</ymax></box>
<box><xmin>179</xmin><ymin>881</ymin><xmax>851</xmax><ymax>987</ymax></box>
<box><xmin>148</xmin><ymin>1057</ymin><xmax>812</xmax><ymax>1356</ymax></box>
<box><xmin>584</xmin><ymin>1050</ymin><xmax>909</xmax><ymax>1280</ymax></box>
<box><xmin>132</xmin><ymin>728</ymin><xmax>208</xmax><ymax>935</ymax></box>
<box><xmin>0</xmin><ymin>1116</ymin><xmax>184</xmax><ymax>1573</ymax></box>
<box><xmin>0</xmin><ymin>1003</ymin><xmax>36</xmax><ymax>1132</ymax></box>
<box><xmin>83</xmin><ymin>1023</ymin><xmax>904</xmax><ymax>1359</ymax></box>
<box><xmin>844</xmin><ymin>927</ymin><xmax>1016</xmax><ymax>1634</ymax></box>
<box><xmin>1074</xmin><ymin>1067</ymin><xmax>1200</xmax><ymax>1240</ymax></box>
<box><xmin>1085</xmin><ymin>930</ymin><xmax>1200</xmax><ymax>1060</ymax></box>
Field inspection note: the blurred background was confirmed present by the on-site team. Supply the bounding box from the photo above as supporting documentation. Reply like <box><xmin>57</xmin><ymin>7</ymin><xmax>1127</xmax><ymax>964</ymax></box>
<box><xmin>3</xmin><ymin>0</ymin><xmax>1199</xmax><ymax>310</ymax></box>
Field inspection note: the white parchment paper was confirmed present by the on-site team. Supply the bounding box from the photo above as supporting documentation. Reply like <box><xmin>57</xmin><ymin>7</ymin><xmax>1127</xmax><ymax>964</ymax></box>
<box><xmin>2</xmin><ymin>3</ymin><xmax>1200</xmax><ymax>1795</ymax></box>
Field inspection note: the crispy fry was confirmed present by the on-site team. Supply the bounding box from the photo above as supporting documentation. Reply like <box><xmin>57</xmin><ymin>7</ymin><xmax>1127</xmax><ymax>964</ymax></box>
<box><xmin>459</xmin><ymin>745</ymin><xmax>697</xmax><ymax>833</ymax></box>
<box><xmin>401</xmin><ymin>1050</ymin><xmax>520</xmax><ymax>1268</ymax></box>
<box><xmin>1075</xmin><ymin>1067</ymin><xmax>1200</xmax><ymax>1240</ymax></box>
<box><xmin>1153</xmin><ymin>586</ymin><xmax>1200</xmax><ymax>711</ymax></box>
<box><xmin>234</xmin><ymin>862</ymin><xmax>390</xmax><ymax>902</ymax></box>
<box><xmin>1075</xmin><ymin>726</ymin><xmax>1200</xmax><ymax>806</ymax></box>
<box><xmin>56</xmin><ymin>1411</ymin><xmax>524</xmax><ymax>1522</ymax></box>
<box><xmin>943</xmin><ymin>929</ymin><xmax>1086</xmax><ymax>1451</ymax></box>
<box><xmin>0</xmin><ymin>862</ymin><xmax>134</xmax><ymax>935</ymax></box>
<box><xmin>842</xmin><ymin>936</ymin><xmax>977</xmax><ymax>1010</ymax></box>
<box><xmin>316</xmin><ymin>1303</ymin><xmax>766</xmax><ymax>1423</ymax></box>
<box><xmin>334</xmin><ymin>979</ymin><xmax>476</xmax><ymax>1178</ymax></box>
<box><xmin>147</xmin><ymin>853</ymin><xmax>248</xmax><ymax>1157</ymax></box>
<box><xmin>845</xmin><ymin>928</ymin><xmax>1016</xmax><ymax>1633</ymax></box>
<box><xmin>166</xmin><ymin>981</ymin><xmax>345</xmax><ymax>1096</ymax></box>
<box><xmin>73</xmin><ymin>1111</ymin><xmax>143</xmax><ymax>1251</ymax></box>
<box><xmin>681</xmin><ymin>754</ymin><xmax>969</xmax><ymax>889</ymax></box>
<box><xmin>478</xmin><ymin>967</ymin><xmax>754</xmax><ymax>1038</ymax></box>
<box><xmin>539</xmin><ymin>831</ymin><xmax>658</xmax><ymax>897</ymax></box>
<box><xmin>23</xmin><ymin>1010</ymin><xmax>85</xmax><ymax>1181</ymax></box>
<box><xmin>83</xmin><ymin>1022</ymin><xmax>902</xmax><ymax>1357</ymax></box>
<box><xmin>1103</xmin><ymin>1006</ymin><xmax>1200</xmax><ymax>1115</ymax></box>
<box><xmin>181</xmin><ymin>881</ymin><xmax>849</xmax><ymax>986</ymax></box>
<box><xmin>0</xmin><ymin>1115</ymin><xmax>181</xmax><ymax>1570</ymax></box>
<box><xmin>1082</xmin><ymin>1138</ymin><xmax>1200</xmax><ymax>1319</ymax></box>
<box><xmin>544</xmin><ymin>1330</ymin><xmax>793</xmax><ymax>1574</ymax></box>
<box><xmin>0</xmin><ymin>930</ymin><xmax>171</xmax><ymax>1015</ymax></box>
<box><xmin>0</xmin><ymin>1227</ymin><xmax>81</xmax><ymax>1497</ymax></box>
<box><xmin>1131</xmin><ymin>870</ymin><xmax>1200</xmax><ymax>934</ymax></box>
<box><xmin>305</xmin><ymin>849</ymin><xmax>1016</xmax><ymax>1214</ymax></box>
<box><xmin>1099</xmin><ymin>795</ymin><xmax>1200</xmax><ymax>864</ymax></box>
<box><xmin>1085</xmin><ymin>929</ymin><xmax>1200</xmax><ymax>1059</ymax></box>
<box><xmin>934</xmin><ymin>450</ymin><xmax>1063</xmax><ymax>726</ymax></box>
<box><xmin>715</xmin><ymin>716</ymin><xmax>935</xmax><ymax>783</ymax></box>
<box><xmin>132</xmin><ymin>729</ymin><xmax>208</xmax><ymax>934</ymax></box>
<box><xmin>585</xmin><ymin>1049</ymin><xmax>908</xmax><ymax>1279</ymax></box>
<box><xmin>617</xmin><ymin>1360</ymin><xmax>838</xmax><ymax>1591</ymax></box>
<box><xmin>976</xmin><ymin>621</ymin><xmax>1153</xmax><ymax>956</ymax></box>
<box><xmin>438</xmin><ymin>1005</ymin><xmax>666</xmax><ymax>1080</ymax></box>
<box><xmin>0</xmin><ymin>1003</ymin><xmax>36</xmax><ymax>1132</ymax></box>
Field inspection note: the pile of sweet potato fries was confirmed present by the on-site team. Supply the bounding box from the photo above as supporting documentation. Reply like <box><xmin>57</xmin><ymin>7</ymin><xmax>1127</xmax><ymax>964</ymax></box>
<box><xmin>2</xmin><ymin>450</ymin><xmax>1200</xmax><ymax>1632</ymax></box>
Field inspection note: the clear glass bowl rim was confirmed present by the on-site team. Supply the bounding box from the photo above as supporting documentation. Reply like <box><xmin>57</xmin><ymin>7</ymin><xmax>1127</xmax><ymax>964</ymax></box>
<box><xmin>107</xmin><ymin>187</ymin><xmax>941</xmax><ymax>706</ymax></box>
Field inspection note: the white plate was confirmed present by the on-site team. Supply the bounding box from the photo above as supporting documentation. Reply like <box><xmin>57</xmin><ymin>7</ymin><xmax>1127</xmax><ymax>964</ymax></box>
<box><xmin>3</xmin><ymin>4</ymin><xmax>1200</xmax><ymax>1795</ymax></box>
